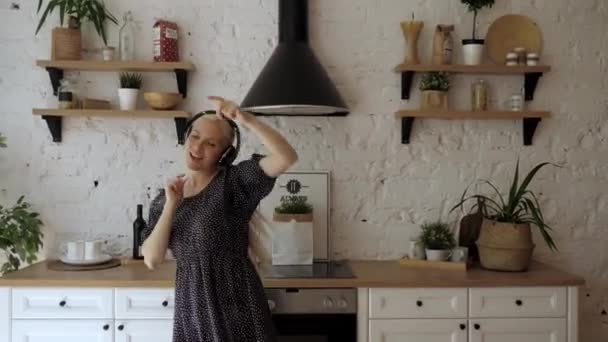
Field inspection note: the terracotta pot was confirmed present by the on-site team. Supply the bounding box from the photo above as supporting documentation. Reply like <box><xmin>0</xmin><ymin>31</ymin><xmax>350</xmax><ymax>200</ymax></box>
<box><xmin>476</xmin><ymin>218</ymin><xmax>535</xmax><ymax>272</ymax></box>
<box><xmin>51</xmin><ymin>27</ymin><xmax>82</xmax><ymax>60</ymax></box>
<box><xmin>421</xmin><ymin>90</ymin><xmax>448</xmax><ymax>110</ymax></box>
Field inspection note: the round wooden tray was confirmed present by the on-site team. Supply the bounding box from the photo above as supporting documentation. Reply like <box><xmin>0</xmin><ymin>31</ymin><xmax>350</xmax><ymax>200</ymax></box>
<box><xmin>486</xmin><ymin>14</ymin><xmax>543</xmax><ymax>64</ymax></box>
<box><xmin>47</xmin><ymin>258</ymin><xmax>121</xmax><ymax>271</ymax></box>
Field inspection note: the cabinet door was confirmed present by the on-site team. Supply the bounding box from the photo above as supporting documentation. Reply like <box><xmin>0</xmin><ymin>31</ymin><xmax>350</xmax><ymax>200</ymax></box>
<box><xmin>12</xmin><ymin>319</ymin><xmax>113</xmax><ymax>342</ymax></box>
<box><xmin>370</xmin><ymin>319</ymin><xmax>467</xmax><ymax>342</ymax></box>
<box><xmin>469</xmin><ymin>318</ymin><xmax>566</xmax><ymax>342</ymax></box>
<box><xmin>115</xmin><ymin>320</ymin><xmax>173</xmax><ymax>342</ymax></box>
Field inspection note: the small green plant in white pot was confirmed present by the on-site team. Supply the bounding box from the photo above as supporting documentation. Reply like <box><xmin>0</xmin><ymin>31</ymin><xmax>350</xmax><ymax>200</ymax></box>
<box><xmin>460</xmin><ymin>0</ymin><xmax>495</xmax><ymax>65</ymax></box>
<box><xmin>272</xmin><ymin>197</ymin><xmax>314</xmax><ymax>266</ymax></box>
<box><xmin>118</xmin><ymin>72</ymin><xmax>142</xmax><ymax>110</ymax></box>
<box><xmin>419</xmin><ymin>221</ymin><xmax>456</xmax><ymax>261</ymax></box>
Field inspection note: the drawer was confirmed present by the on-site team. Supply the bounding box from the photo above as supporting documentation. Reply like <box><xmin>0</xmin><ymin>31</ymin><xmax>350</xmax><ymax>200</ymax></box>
<box><xmin>469</xmin><ymin>287</ymin><xmax>567</xmax><ymax>318</ymax></box>
<box><xmin>12</xmin><ymin>288</ymin><xmax>113</xmax><ymax>319</ymax></box>
<box><xmin>115</xmin><ymin>288</ymin><xmax>175</xmax><ymax>319</ymax></box>
<box><xmin>369</xmin><ymin>288</ymin><xmax>468</xmax><ymax>319</ymax></box>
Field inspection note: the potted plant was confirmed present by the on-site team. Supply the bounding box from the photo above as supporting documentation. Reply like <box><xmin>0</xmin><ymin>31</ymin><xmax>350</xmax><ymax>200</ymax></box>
<box><xmin>460</xmin><ymin>0</ymin><xmax>495</xmax><ymax>65</ymax></box>
<box><xmin>419</xmin><ymin>72</ymin><xmax>450</xmax><ymax>110</ymax></box>
<box><xmin>419</xmin><ymin>221</ymin><xmax>456</xmax><ymax>261</ymax></box>
<box><xmin>450</xmin><ymin>160</ymin><xmax>559</xmax><ymax>272</ymax></box>
<box><xmin>0</xmin><ymin>134</ymin><xmax>44</xmax><ymax>275</ymax></box>
<box><xmin>272</xmin><ymin>197</ymin><xmax>314</xmax><ymax>265</ymax></box>
<box><xmin>36</xmin><ymin>0</ymin><xmax>118</xmax><ymax>60</ymax></box>
<box><xmin>118</xmin><ymin>72</ymin><xmax>142</xmax><ymax>110</ymax></box>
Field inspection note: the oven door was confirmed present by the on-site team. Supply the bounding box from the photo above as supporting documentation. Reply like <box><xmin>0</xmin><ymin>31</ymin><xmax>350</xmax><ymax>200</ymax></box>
<box><xmin>272</xmin><ymin>313</ymin><xmax>356</xmax><ymax>342</ymax></box>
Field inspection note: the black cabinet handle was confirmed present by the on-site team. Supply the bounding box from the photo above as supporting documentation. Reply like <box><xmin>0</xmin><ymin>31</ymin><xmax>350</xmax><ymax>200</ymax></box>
<box><xmin>416</xmin><ymin>300</ymin><xmax>423</xmax><ymax>307</ymax></box>
<box><xmin>460</xmin><ymin>323</ymin><xmax>466</xmax><ymax>330</ymax></box>
<box><xmin>59</xmin><ymin>300</ymin><xmax>66</xmax><ymax>307</ymax></box>
<box><xmin>118</xmin><ymin>324</ymin><xmax>124</xmax><ymax>331</ymax></box>
<box><xmin>103</xmin><ymin>324</ymin><xmax>110</xmax><ymax>331</ymax></box>
<box><xmin>162</xmin><ymin>300</ymin><xmax>169</xmax><ymax>307</ymax></box>
<box><xmin>474</xmin><ymin>323</ymin><xmax>481</xmax><ymax>330</ymax></box>
<box><xmin>516</xmin><ymin>299</ymin><xmax>523</xmax><ymax>306</ymax></box>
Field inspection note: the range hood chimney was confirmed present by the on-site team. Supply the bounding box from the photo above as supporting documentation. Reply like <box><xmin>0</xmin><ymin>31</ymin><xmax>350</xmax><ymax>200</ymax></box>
<box><xmin>240</xmin><ymin>0</ymin><xmax>349</xmax><ymax>116</ymax></box>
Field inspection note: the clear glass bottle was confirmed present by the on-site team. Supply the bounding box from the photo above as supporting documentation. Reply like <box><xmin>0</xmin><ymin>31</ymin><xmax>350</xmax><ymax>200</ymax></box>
<box><xmin>471</xmin><ymin>79</ymin><xmax>489</xmax><ymax>111</ymax></box>
<box><xmin>119</xmin><ymin>11</ymin><xmax>136</xmax><ymax>61</ymax></box>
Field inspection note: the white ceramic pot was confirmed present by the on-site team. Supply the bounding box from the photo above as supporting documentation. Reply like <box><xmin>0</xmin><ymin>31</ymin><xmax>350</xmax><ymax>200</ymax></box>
<box><xmin>118</xmin><ymin>88</ymin><xmax>139</xmax><ymax>110</ymax></box>
<box><xmin>462</xmin><ymin>39</ymin><xmax>484</xmax><ymax>65</ymax></box>
<box><xmin>102</xmin><ymin>47</ymin><xmax>115</xmax><ymax>61</ymax></box>
<box><xmin>425</xmin><ymin>249</ymin><xmax>452</xmax><ymax>261</ymax></box>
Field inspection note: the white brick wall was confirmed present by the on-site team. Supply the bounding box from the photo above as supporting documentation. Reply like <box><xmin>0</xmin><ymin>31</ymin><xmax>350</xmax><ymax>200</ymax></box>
<box><xmin>0</xmin><ymin>0</ymin><xmax>607</xmax><ymax>339</ymax></box>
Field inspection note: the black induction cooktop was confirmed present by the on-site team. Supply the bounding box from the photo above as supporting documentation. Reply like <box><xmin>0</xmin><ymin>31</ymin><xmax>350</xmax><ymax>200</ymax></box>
<box><xmin>263</xmin><ymin>261</ymin><xmax>356</xmax><ymax>279</ymax></box>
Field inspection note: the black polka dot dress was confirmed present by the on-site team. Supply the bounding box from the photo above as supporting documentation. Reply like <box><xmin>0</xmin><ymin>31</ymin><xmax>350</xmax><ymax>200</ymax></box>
<box><xmin>143</xmin><ymin>154</ymin><xmax>278</xmax><ymax>342</ymax></box>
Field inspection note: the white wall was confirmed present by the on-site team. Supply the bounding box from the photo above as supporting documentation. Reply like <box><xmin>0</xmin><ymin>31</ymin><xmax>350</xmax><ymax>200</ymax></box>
<box><xmin>0</xmin><ymin>0</ymin><xmax>606</xmax><ymax>339</ymax></box>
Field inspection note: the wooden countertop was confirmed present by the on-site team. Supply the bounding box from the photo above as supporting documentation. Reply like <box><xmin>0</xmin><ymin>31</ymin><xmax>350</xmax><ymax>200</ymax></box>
<box><xmin>0</xmin><ymin>259</ymin><xmax>584</xmax><ymax>288</ymax></box>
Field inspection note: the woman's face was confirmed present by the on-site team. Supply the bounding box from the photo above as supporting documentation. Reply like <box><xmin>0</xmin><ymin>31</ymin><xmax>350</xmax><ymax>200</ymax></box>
<box><xmin>184</xmin><ymin>118</ymin><xmax>231</xmax><ymax>171</ymax></box>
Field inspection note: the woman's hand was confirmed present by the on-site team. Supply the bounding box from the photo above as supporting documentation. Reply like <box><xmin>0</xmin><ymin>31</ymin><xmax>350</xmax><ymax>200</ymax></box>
<box><xmin>164</xmin><ymin>175</ymin><xmax>185</xmax><ymax>209</ymax></box>
<box><xmin>208</xmin><ymin>96</ymin><xmax>256</xmax><ymax>126</ymax></box>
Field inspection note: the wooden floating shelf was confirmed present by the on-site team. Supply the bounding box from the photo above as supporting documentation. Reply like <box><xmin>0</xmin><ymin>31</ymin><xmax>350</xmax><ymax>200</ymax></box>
<box><xmin>395</xmin><ymin>110</ymin><xmax>551</xmax><ymax>146</ymax></box>
<box><xmin>33</xmin><ymin>109</ymin><xmax>191</xmax><ymax>144</ymax></box>
<box><xmin>394</xmin><ymin>64</ymin><xmax>550</xmax><ymax>101</ymax></box>
<box><xmin>394</xmin><ymin>64</ymin><xmax>550</xmax><ymax>74</ymax></box>
<box><xmin>36</xmin><ymin>60</ymin><xmax>194</xmax><ymax>98</ymax></box>
<box><xmin>36</xmin><ymin>60</ymin><xmax>195</xmax><ymax>71</ymax></box>
<box><xmin>395</xmin><ymin>110</ymin><xmax>551</xmax><ymax>119</ymax></box>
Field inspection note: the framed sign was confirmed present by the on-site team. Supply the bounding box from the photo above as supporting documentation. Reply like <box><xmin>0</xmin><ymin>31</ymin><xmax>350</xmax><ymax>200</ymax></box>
<box><xmin>258</xmin><ymin>171</ymin><xmax>331</xmax><ymax>261</ymax></box>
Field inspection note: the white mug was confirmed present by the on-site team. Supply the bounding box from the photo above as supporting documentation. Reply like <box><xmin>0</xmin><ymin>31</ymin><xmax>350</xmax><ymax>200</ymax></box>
<box><xmin>408</xmin><ymin>240</ymin><xmax>426</xmax><ymax>260</ymax></box>
<box><xmin>84</xmin><ymin>240</ymin><xmax>103</xmax><ymax>260</ymax></box>
<box><xmin>451</xmin><ymin>246</ymin><xmax>469</xmax><ymax>262</ymax></box>
<box><xmin>65</xmin><ymin>241</ymin><xmax>85</xmax><ymax>260</ymax></box>
<box><xmin>504</xmin><ymin>94</ymin><xmax>524</xmax><ymax>111</ymax></box>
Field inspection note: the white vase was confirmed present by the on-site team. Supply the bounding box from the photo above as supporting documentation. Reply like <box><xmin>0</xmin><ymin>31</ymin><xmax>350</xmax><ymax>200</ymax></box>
<box><xmin>462</xmin><ymin>39</ymin><xmax>484</xmax><ymax>65</ymax></box>
<box><xmin>118</xmin><ymin>88</ymin><xmax>139</xmax><ymax>110</ymax></box>
<box><xmin>425</xmin><ymin>249</ymin><xmax>451</xmax><ymax>261</ymax></box>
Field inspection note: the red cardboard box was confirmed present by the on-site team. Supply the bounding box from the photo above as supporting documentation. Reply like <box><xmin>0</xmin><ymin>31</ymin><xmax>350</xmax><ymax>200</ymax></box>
<box><xmin>153</xmin><ymin>20</ymin><xmax>179</xmax><ymax>62</ymax></box>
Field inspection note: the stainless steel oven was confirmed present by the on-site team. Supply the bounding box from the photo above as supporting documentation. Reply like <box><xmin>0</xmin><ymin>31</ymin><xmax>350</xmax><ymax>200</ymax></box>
<box><xmin>266</xmin><ymin>288</ymin><xmax>357</xmax><ymax>342</ymax></box>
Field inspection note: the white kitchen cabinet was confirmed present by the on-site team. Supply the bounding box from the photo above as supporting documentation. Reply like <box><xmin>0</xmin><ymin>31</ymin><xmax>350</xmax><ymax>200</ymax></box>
<box><xmin>115</xmin><ymin>289</ymin><xmax>175</xmax><ymax>319</ymax></box>
<box><xmin>469</xmin><ymin>318</ymin><xmax>566</xmax><ymax>342</ymax></box>
<box><xmin>370</xmin><ymin>319</ymin><xmax>467</xmax><ymax>342</ymax></box>
<box><xmin>11</xmin><ymin>319</ymin><xmax>113</xmax><ymax>342</ymax></box>
<box><xmin>12</xmin><ymin>288</ymin><xmax>113</xmax><ymax>319</ymax></box>
<box><xmin>114</xmin><ymin>320</ymin><xmax>173</xmax><ymax>342</ymax></box>
<box><xmin>1</xmin><ymin>288</ymin><xmax>10</xmax><ymax>342</ymax></box>
<box><xmin>369</xmin><ymin>288</ymin><xmax>468</xmax><ymax>319</ymax></box>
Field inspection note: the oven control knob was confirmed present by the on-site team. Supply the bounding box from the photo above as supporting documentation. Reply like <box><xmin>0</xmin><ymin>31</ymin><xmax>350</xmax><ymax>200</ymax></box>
<box><xmin>267</xmin><ymin>300</ymin><xmax>276</xmax><ymax>311</ymax></box>
<box><xmin>323</xmin><ymin>297</ymin><xmax>335</xmax><ymax>308</ymax></box>
<box><xmin>337</xmin><ymin>298</ymin><xmax>348</xmax><ymax>309</ymax></box>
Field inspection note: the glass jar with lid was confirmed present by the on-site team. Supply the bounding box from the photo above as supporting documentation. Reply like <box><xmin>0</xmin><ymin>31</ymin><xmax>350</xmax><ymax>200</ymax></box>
<box><xmin>57</xmin><ymin>78</ymin><xmax>79</xmax><ymax>109</ymax></box>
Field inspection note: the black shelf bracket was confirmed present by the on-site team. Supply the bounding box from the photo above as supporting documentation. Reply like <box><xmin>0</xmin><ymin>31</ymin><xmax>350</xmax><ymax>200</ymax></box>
<box><xmin>175</xmin><ymin>117</ymin><xmax>188</xmax><ymax>145</ymax></box>
<box><xmin>401</xmin><ymin>117</ymin><xmax>415</xmax><ymax>144</ymax></box>
<box><xmin>401</xmin><ymin>71</ymin><xmax>415</xmax><ymax>100</ymax></box>
<box><xmin>46</xmin><ymin>67</ymin><xmax>64</xmax><ymax>96</ymax></box>
<box><xmin>523</xmin><ymin>117</ymin><xmax>542</xmax><ymax>146</ymax></box>
<box><xmin>41</xmin><ymin>116</ymin><xmax>62</xmax><ymax>142</ymax></box>
<box><xmin>174</xmin><ymin>69</ymin><xmax>188</xmax><ymax>98</ymax></box>
<box><xmin>524</xmin><ymin>72</ymin><xmax>543</xmax><ymax>101</ymax></box>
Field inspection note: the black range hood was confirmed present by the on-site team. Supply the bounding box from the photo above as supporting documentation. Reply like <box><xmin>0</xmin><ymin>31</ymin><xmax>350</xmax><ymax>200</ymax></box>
<box><xmin>240</xmin><ymin>0</ymin><xmax>349</xmax><ymax>116</ymax></box>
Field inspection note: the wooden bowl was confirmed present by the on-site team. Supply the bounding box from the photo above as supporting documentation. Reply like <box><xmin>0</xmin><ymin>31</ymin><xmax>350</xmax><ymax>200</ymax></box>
<box><xmin>144</xmin><ymin>92</ymin><xmax>182</xmax><ymax>110</ymax></box>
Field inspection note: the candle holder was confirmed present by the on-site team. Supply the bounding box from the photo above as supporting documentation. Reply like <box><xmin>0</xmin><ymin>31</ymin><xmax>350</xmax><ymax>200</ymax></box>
<box><xmin>400</xmin><ymin>20</ymin><xmax>424</xmax><ymax>64</ymax></box>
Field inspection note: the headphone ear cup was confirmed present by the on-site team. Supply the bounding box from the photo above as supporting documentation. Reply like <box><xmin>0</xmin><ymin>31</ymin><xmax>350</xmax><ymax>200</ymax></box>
<box><xmin>218</xmin><ymin>146</ymin><xmax>237</xmax><ymax>167</ymax></box>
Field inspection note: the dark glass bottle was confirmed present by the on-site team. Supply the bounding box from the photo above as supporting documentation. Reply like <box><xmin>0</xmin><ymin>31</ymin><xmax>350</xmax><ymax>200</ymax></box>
<box><xmin>132</xmin><ymin>204</ymin><xmax>147</xmax><ymax>259</ymax></box>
